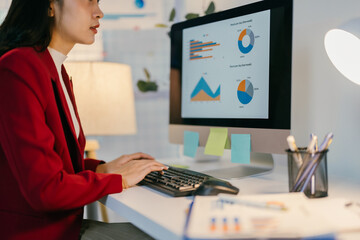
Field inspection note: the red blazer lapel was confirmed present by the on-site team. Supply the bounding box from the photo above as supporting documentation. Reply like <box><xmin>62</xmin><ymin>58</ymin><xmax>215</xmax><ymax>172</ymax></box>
<box><xmin>40</xmin><ymin>49</ymin><xmax>85</xmax><ymax>171</ymax></box>
<box><xmin>61</xmin><ymin>66</ymin><xmax>86</xmax><ymax>165</ymax></box>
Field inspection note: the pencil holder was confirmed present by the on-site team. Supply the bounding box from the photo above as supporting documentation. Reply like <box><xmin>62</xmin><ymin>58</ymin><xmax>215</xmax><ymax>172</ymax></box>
<box><xmin>286</xmin><ymin>148</ymin><xmax>328</xmax><ymax>198</ymax></box>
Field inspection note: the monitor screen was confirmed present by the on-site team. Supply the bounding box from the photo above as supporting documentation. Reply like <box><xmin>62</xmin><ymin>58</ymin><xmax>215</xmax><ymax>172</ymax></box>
<box><xmin>169</xmin><ymin>0</ymin><xmax>293</xmax><ymax>156</ymax></box>
<box><xmin>182</xmin><ymin>9</ymin><xmax>270</xmax><ymax>120</ymax></box>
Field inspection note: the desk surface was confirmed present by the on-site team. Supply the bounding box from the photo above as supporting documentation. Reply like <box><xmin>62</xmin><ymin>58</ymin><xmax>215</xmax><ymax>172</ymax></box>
<box><xmin>100</xmin><ymin>155</ymin><xmax>360</xmax><ymax>240</ymax></box>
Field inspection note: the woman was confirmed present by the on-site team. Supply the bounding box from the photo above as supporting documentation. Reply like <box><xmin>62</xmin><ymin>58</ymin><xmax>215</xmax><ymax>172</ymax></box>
<box><xmin>0</xmin><ymin>0</ymin><xmax>166</xmax><ymax>239</ymax></box>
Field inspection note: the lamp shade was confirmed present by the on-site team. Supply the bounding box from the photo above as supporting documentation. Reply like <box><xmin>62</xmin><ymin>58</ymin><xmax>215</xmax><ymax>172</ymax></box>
<box><xmin>324</xmin><ymin>18</ymin><xmax>360</xmax><ymax>85</ymax></box>
<box><xmin>64</xmin><ymin>62</ymin><xmax>137</xmax><ymax>135</ymax></box>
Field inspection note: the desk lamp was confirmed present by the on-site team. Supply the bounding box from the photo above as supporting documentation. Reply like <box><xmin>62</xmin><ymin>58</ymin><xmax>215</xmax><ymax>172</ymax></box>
<box><xmin>324</xmin><ymin>18</ymin><xmax>360</xmax><ymax>84</ymax></box>
<box><xmin>64</xmin><ymin>61</ymin><xmax>137</xmax><ymax>222</ymax></box>
<box><xmin>64</xmin><ymin>61</ymin><xmax>136</xmax><ymax>137</ymax></box>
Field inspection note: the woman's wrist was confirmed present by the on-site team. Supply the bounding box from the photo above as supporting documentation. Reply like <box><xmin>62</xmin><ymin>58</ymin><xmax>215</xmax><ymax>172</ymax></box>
<box><xmin>95</xmin><ymin>162</ymin><xmax>107</xmax><ymax>173</ymax></box>
<box><xmin>122</xmin><ymin>177</ymin><xmax>129</xmax><ymax>189</ymax></box>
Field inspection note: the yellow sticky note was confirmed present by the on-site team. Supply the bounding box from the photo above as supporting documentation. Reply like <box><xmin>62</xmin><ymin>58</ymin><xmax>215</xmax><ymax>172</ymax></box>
<box><xmin>204</xmin><ymin>128</ymin><xmax>229</xmax><ymax>156</ymax></box>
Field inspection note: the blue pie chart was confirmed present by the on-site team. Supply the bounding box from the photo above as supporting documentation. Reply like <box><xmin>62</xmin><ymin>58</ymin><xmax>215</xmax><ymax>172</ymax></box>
<box><xmin>237</xmin><ymin>80</ymin><xmax>254</xmax><ymax>104</ymax></box>
<box><xmin>238</xmin><ymin>29</ymin><xmax>255</xmax><ymax>54</ymax></box>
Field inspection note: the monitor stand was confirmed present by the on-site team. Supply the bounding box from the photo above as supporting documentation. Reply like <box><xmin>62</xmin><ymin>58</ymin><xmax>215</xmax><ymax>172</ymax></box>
<box><xmin>185</xmin><ymin>147</ymin><xmax>274</xmax><ymax>180</ymax></box>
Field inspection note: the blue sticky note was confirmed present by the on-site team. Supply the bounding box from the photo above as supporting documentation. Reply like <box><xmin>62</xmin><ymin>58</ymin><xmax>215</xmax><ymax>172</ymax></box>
<box><xmin>184</xmin><ymin>131</ymin><xmax>199</xmax><ymax>158</ymax></box>
<box><xmin>231</xmin><ymin>134</ymin><xmax>251</xmax><ymax>164</ymax></box>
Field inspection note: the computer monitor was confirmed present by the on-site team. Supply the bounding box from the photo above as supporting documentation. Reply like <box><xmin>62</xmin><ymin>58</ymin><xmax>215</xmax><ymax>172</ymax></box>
<box><xmin>169</xmin><ymin>0</ymin><xmax>293</xmax><ymax>179</ymax></box>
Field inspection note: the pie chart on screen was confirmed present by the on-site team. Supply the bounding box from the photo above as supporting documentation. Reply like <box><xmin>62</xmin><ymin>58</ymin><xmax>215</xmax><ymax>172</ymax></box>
<box><xmin>237</xmin><ymin>80</ymin><xmax>254</xmax><ymax>104</ymax></box>
<box><xmin>238</xmin><ymin>28</ymin><xmax>255</xmax><ymax>54</ymax></box>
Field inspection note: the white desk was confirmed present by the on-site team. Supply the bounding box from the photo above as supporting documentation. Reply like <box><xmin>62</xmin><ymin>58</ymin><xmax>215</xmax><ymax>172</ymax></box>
<box><xmin>100</xmin><ymin>155</ymin><xmax>360</xmax><ymax>240</ymax></box>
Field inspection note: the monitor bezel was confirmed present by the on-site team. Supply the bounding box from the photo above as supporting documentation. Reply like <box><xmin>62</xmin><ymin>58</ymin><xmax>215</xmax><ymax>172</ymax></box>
<box><xmin>169</xmin><ymin>0</ymin><xmax>293</xmax><ymax>130</ymax></box>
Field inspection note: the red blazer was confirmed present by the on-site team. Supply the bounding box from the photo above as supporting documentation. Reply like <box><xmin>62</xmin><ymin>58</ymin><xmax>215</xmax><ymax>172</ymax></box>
<box><xmin>0</xmin><ymin>47</ymin><xmax>123</xmax><ymax>239</ymax></box>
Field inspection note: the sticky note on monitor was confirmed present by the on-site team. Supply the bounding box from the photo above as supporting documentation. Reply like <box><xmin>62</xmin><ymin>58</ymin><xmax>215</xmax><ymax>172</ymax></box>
<box><xmin>183</xmin><ymin>131</ymin><xmax>199</xmax><ymax>158</ymax></box>
<box><xmin>231</xmin><ymin>134</ymin><xmax>251</xmax><ymax>164</ymax></box>
<box><xmin>204</xmin><ymin>128</ymin><xmax>229</xmax><ymax>156</ymax></box>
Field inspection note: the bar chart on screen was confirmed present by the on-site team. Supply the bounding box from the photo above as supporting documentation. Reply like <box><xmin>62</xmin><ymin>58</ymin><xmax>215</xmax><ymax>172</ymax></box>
<box><xmin>189</xmin><ymin>39</ymin><xmax>220</xmax><ymax>61</ymax></box>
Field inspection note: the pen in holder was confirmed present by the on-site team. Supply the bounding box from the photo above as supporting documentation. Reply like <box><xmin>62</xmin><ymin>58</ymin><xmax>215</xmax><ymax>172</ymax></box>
<box><xmin>286</xmin><ymin>148</ymin><xmax>328</xmax><ymax>198</ymax></box>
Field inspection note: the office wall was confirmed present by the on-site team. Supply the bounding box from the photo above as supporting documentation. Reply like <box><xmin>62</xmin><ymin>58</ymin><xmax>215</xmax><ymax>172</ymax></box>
<box><xmin>183</xmin><ymin>0</ymin><xmax>360</xmax><ymax>187</ymax></box>
<box><xmin>100</xmin><ymin>0</ymin><xmax>360</xmax><ymax>222</ymax></box>
<box><xmin>105</xmin><ymin>0</ymin><xmax>360</xmax><ymax>187</ymax></box>
<box><xmin>98</xmin><ymin>0</ymin><xmax>360</xmax><ymax>190</ymax></box>
<box><xmin>291</xmin><ymin>0</ymin><xmax>360</xmax><ymax>186</ymax></box>
<box><xmin>0</xmin><ymin>0</ymin><xmax>10</xmax><ymax>21</ymax></box>
<box><xmin>101</xmin><ymin>0</ymin><xmax>360</xmax><ymax>222</ymax></box>
<box><xmin>84</xmin><ymin>1</ymin><xmax>179</xmax><ymax>161</ymax></box>
<box><xmin>89</xmin><ymin>0</ymin><xmax>257</xmax><ymax>161</ymax></box>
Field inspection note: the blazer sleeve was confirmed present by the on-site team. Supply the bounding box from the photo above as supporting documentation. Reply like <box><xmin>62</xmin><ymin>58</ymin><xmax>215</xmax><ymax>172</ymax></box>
<box><xmin>0</xmin><ymin>50</ymin><xmax>123</xmax><ymax>212</ymax></box>
<box><xmin>84</xmin><ymin>158</ymin><xmax>105</xmax><ymax>172</ymax></box>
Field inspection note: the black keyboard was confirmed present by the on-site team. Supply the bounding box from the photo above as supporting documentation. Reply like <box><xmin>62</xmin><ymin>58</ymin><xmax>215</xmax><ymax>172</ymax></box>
<box><xmin>139</xmin><ymin>166</ymin><xmax>239</xmax><ymax>197</ymax></box>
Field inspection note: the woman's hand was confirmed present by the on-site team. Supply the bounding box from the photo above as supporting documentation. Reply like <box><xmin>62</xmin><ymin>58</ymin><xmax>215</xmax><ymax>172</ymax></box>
<box><xmin>95</xmin><ymin>152</ymin><xmax>168</xmax><ymax>188</ymax></box>
<box><xmin>114</xmin><ymin>159</ymin><xmax>167</xmax><ymax>188</ymax></box>
<box><xmin>96</xmin><ymin>152</ymin><xmax>155</xmax><ymax>174</ymax></box>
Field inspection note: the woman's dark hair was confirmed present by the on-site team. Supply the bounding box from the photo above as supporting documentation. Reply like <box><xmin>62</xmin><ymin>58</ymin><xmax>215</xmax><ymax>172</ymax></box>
<box><xmin>0</xmin><ymin>0</ymin><xmax>60</xmax><ymax>56</ymax></box>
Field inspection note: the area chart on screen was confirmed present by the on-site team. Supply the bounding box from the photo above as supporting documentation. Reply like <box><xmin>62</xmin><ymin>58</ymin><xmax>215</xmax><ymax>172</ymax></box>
<box><xmin>191</xmin><ymin>77</ymin><xmax>220</xmax><ymax>101</ymax></box>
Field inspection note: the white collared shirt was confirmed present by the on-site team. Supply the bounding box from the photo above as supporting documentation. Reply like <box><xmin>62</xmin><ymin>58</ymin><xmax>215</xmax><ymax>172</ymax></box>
<box><xmin>48</xmin><ymin>47</ymin><xmax>80</xmax><ymax>138</ymax></box>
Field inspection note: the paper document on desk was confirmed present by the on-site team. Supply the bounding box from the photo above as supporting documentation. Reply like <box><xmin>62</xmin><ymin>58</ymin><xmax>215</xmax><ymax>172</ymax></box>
<box><xmin>184</xmin><ymin>192</ymin><xmax>360</xmax><ymax>239</ymax></box>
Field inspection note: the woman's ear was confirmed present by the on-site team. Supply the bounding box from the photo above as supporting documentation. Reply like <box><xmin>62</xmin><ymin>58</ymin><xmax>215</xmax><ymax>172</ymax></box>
<box><xmin>49</xmin><ymin>1</ymin><xmax>55</xmax><ymax>17</ymax></box>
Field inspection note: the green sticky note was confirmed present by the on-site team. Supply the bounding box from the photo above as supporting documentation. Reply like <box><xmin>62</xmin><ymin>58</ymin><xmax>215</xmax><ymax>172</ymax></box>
<box><xmin>231</xmin><ymin>134</ymin><xmax>251</xmax><ymax>164</ymax></box>
<box><xmin>204</xmin><ymin>128</ymin><xmax>229</xmax><ymax>156</ymax></box>
<box><xmin>170</xmin><ymin>164</ymin><xmax>189</xmax><ymax>169</ymax></box>
<box><xmin>225</xmin><ymin>136</ymin><xmax>231</xmax><ymax>149</ymax></box>
<box><xmin>183</xmin><ymin>131</ymin><xmax>199</xmax><ymax>158</ymax></box>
